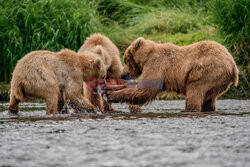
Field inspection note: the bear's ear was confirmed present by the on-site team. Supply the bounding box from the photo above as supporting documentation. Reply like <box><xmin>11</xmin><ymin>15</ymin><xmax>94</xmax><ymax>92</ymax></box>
<box><xmin>131</xmin><ymin>37</ymin><xmax>144</xmax><ymax>53</ymax></box>
<box><xmin>93</xmin><ymin>58</ymin><xmax>101</xmax><ymax>72</ymax></box>
<box><xmin>92</xmin><ymin>45</ymin><xmax>104</xmax><ymax>57</ymax></box>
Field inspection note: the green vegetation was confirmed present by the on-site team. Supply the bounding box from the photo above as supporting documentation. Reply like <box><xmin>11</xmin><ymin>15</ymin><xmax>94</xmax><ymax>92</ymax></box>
<box><xmin>210</xmin><ymin>0</ymin><xmax>249</xmax><ymax>98</ymax></box>
<box><xmin>0</xmin><ymin>0</ymin><xmax>249</xmax><ymax>99</ymax></box>
<box><xmin>0</xmin><ymin>0</ymin><xmax>101</xmax><ymax>81</ymax></box>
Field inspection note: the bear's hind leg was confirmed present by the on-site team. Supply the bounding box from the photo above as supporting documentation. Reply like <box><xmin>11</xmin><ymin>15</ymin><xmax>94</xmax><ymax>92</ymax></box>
<box><xmin>202</xmin><ymin>98</ymin><xmax>216</xmax><ymax>112</ymax></box>
<box><xmin>201</xmin><ymin>84</ymin><xmax>230</xmax><ymax>112</ymax></box>
<box><xmin>185</xmin><ymin>85</ymin><xmax>206</xmax><ymax>112</ymax></box>
<box><xmin>8</xmin><ymin>96</ymin><xmax>20</xmax><ymax>114</ymax></box>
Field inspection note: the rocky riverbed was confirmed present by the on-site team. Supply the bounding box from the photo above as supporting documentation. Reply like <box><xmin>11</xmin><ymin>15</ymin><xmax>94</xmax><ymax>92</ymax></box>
<box><xmin>0</xmin><ymin>100</ymin><xmax>250</xmax><ymax>167</ymax></box>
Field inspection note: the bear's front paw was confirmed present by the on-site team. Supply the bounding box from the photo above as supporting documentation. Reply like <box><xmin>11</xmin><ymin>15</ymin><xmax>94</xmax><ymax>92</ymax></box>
<box><xmin>106</xmin><ymin>90</ymin><xmax>121</xmax><ymax>103</ymax></box>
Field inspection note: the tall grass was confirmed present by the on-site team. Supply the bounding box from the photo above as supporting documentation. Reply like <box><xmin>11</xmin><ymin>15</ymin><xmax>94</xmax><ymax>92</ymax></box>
<box><xmin>129</xmin><ymin>0</ymin><xmax>210</xmax><ymax>11</ymax></box>
<box><xmin>210</xmin><ymin>0</ymin><xmax>250</xmax><ymax>98</ymax></box>
<box><xmin>0</xmin><ymin>0</ymin><xmax>101</xmax><ymax>82</ymax></box>
<box><xmin>97</xmin><ymin>0</ymin><xmax>150</xmax><ymax>25</ymax></box>
<box><xmin>94</xmin><ymin>0</ymin><xmax>214</xmax><ymax>50</ymax></box>
<box><xmin>211</xmin><ymin>0</ymin><xmax>249</xmax><ymax>66</ymax></box>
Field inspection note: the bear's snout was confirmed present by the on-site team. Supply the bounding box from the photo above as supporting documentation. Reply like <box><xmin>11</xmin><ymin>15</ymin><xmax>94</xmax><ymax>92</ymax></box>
<box><xmin>120</xmin><ymin>72</ymin><xmax>130</xmax><ymax>80</ymax></box>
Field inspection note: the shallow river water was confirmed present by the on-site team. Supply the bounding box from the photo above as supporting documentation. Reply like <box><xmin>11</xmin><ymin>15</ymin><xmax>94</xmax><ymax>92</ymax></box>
<box><xmin>0</xmin><ymin>100</ymin><xmax>250</xmax><ymax>167</ymax></box>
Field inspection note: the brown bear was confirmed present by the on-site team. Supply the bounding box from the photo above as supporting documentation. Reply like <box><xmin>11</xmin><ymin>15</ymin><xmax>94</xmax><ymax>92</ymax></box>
<box><xmin>8</xmin><ymin>49</ymin><xmax>106</xmax><ymax>115</ymax></box>
<box><xmin>107</xmin><ymin>37</ymin><xmax>239</xmax><ymax>112</ymax></box>
<box><xmin>77</xmin><ymin>34</ymin><xmax>124</xmax><ymax>112</ymax></box>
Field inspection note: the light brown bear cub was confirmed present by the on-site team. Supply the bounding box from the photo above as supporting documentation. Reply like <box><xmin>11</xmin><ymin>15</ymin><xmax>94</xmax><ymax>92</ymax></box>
<box><xmin>8</xmin><ymin>49</ymin><xmax>106</xmax><ymax>114</ymax></box>
<box><xmin>77</xmin><ymin>34</ymin><xmax>123</xmax><ymax>112</ymax></box>
<box><xmin>107</xmin><ymin>37</ymin><xmax>239</xmax><ymax>112</ymax></box>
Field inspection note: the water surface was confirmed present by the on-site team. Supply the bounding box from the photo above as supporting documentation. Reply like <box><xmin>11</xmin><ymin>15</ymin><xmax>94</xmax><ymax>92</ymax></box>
<box><xmin>0</xmin><ymin>100</ymin><xmax>250</xmax><ymax>167</ymax></box>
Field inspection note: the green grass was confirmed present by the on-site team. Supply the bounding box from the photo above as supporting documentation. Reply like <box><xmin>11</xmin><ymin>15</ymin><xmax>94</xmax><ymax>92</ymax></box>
<box><xmin>209</xmin><ymin>0</ymin><xmax>250</xmax><ymax>98</ymax></box>
<box><xmin>0</xmin><ymin>0</ymin><xmax>249</xmax><ymax>99</ymax></box>
<box><xmin>0</xmin><ymin>0</ymin><xmax>101</xmax><ymax>81</ymax></box>
<box><xmin>210</xmin><ymin>0</ymin><xmax>249</xmax><ymax>66</ymax></box>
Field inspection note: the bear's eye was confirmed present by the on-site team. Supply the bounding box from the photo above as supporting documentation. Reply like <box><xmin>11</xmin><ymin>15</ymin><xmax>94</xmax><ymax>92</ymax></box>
<box><xmin>124</xmin><ymin>60</ymin><xmax>127</xmax><ymax>65</ymax></box>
